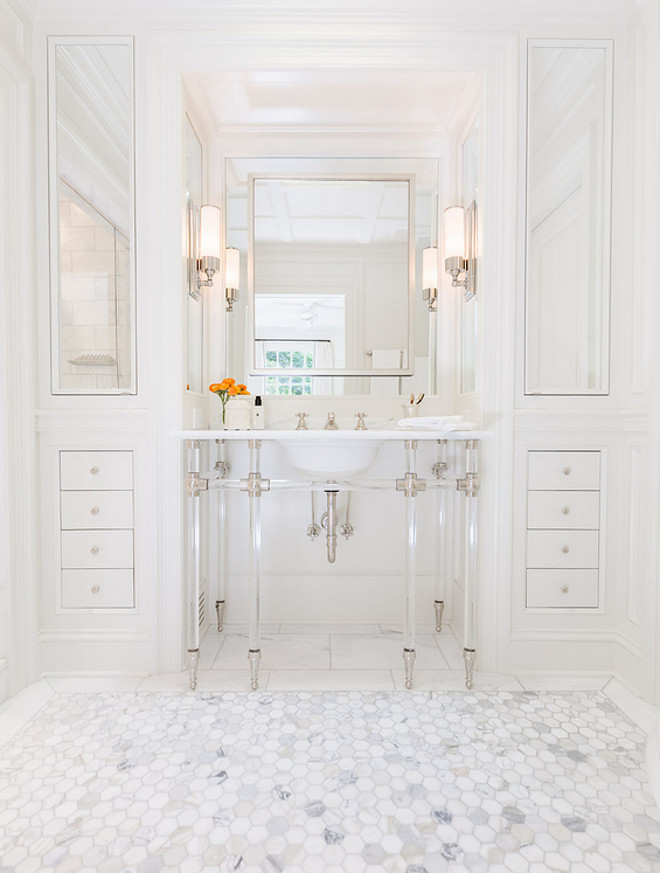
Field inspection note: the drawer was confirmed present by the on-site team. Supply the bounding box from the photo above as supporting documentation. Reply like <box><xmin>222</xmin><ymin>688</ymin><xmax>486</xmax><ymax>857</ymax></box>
<box><xmin>61</xmin><ymin>569</ymin><xmax>134</xmax><ymax>609</ymax></box>
<box><xmin>61</xmin><ymin>491</ymin><xmax>133</xmax><ymax>530</ymax></box>
<box><xmin>60</xmin><ymin>451</ymin><xmax>133</xmax><ymax>491</ymax></box>
<box><xmin>527</xmin><ymin>530</ymin><xmax>598</xmax><ymax>569</ymax></box>
<box><xmin>526</xmin><ymin>569</ymin><xmax>599</xmax><ymax>608</ymax></box>
<box><xmin>527</xmin><ymin>491</ymin><xmax>600</xmax><ymax>530</ymax></box>
<box><xmin>61</xmin><ymin>530</ymin><xmax>133</xmax><ymax>569</ymax></box>
<box><xmin>528</xmin><ymin>451</ymin><xmax>600</xmax><ymax>491</ymax></box>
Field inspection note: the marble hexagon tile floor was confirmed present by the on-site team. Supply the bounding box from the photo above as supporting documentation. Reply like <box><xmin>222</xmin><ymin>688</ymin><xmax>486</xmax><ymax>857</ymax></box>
<box><xmin>1</xmin><ymin>690</ymin><xmax>660</xmax><ymax>873</ymax></box>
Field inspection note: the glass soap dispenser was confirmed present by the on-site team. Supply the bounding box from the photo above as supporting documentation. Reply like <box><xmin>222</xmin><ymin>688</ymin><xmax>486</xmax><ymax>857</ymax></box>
<box><xmin>252</xmin><ymin>395</ymin><xmax>265</xmax><ymax>430</ymax></box>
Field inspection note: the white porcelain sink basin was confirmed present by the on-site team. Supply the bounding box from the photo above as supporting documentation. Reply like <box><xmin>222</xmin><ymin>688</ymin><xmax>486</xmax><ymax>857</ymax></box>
<box><xmin>280</xmin><ymin>437</ymin><xmax>383</xmax><ymax>479</ymax></box>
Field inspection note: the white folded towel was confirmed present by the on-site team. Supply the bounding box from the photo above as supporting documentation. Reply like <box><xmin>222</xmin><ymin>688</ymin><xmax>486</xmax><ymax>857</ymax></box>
<box><xmin>397</xmin><ymin>416</ymin><xmax>475</xmax><ymax>431</ymax></box>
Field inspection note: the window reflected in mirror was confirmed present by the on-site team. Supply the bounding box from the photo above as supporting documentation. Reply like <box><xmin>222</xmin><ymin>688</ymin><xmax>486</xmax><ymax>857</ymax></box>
<box><xmin>225</xmin><ymin>158</ymin><xmax>438</xmax><ymax>396</ymax></box>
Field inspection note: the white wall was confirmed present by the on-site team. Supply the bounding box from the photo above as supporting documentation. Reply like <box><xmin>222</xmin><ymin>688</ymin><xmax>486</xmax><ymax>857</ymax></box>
<box><xmin>0</xmin><ymin>0</ymin><xmax>39</xmax><ymax>702</ymax></box>
<box><xmin>4</xmin><ymin>0</ymin><xmax>658</xmax><ymax>701</ymax></box>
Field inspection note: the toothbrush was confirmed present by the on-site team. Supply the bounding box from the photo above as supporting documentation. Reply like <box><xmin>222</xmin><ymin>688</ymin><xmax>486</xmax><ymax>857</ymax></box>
<box><xmin>415</xmin><ymin>393</ymin><xmax>425</xmax><ymax>405</ymax></box>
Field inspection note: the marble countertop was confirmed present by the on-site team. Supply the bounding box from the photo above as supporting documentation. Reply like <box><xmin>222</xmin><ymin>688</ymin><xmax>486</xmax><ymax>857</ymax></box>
<box><xmin>173</xmin><ymin>428</ymin><xmax>492</xmax><ymax>441</ymax></box>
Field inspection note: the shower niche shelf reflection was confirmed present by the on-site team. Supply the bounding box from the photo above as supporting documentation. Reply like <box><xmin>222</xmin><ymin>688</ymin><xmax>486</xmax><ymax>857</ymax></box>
<box><xmin>48</xmin><ymin>37</ymin><xmax>136</xmax><ymax>394</ymax></box>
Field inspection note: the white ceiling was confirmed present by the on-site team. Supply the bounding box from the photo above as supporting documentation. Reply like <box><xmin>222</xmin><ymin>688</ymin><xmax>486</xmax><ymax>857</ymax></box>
<box><xmin>183</xmin><ymin>68</ymin><xmax>482</xmax><ymax>133</ymax></box>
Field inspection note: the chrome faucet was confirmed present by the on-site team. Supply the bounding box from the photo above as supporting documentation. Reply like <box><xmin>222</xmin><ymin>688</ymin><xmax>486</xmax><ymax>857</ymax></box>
<box><xmin>324</xmin><ymin>412</ymin><xmax>338</xmax><ymax>430</ymax></box>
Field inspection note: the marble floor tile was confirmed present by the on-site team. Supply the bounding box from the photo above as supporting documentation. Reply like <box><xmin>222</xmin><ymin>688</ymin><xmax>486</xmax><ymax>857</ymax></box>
<box><xmin>213</xmin><ymin>633</ymin><xmax>331</xmax><ymax>670</ymax></box>
<box><xmin>0</xmin><ymin>680</ymin><xmax>53</xmax><ymax>747</ymax></box>
<box><xmin>267</xmin><ymin>669</ymin><xmax>396</xmax><ymax>691</ymax></box>
<box><xmin>138</xmin><ymin>670</ymin><xmax>271</xmax><ymax>692</ymax></box>
<box><xmin>434</xmin><ymin>628</ymin><xmax>467</xmax><ymax>669</ymax></box>
<box><xmin>391</xmin><ymin>669</ymin><xmax>525</xmax><ymax>691</ymax></box>
<box><xmin>46</xmin><ymin>677</ymin><xmax>144</xmax><ymax>693</ymax></box>
<box><xmin>604</xmin><ymin>678</ymin><xmax>660</xmax><ymax>735</ymax></box>
<box><xmin>214</xmin><ymin>622</ymin><xmax>281</xmax><ymax>635</ymax></box>
<box><xmin>0</xmin><ymin>689</ymin><xmax>657</xmax><ymax>873</ymax></box>
<box><xmin>278</xmin><ymin>622</ymin><xmax>379</xmax><ymax>634</ymax></box>
<box><xmin>379</xmin><ymin>622</ymin><xmax>439</xmax><ymax>635</ymax></box>
<box><xmin>331</xmin><ymin>632</ymin><xmax>449</xmax><ymax>670</ymax></box>
<box><xmin>516</xmin><ymin>675</ymin><xmax>611</xmax><ymax>692</ymax></box>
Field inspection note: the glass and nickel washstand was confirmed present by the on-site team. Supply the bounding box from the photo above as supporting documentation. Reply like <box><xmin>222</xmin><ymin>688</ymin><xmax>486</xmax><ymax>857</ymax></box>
<box><xmin>179</xmin><ymin>430</ymin><xmax>485</xmax><ymax>691</ymax></box>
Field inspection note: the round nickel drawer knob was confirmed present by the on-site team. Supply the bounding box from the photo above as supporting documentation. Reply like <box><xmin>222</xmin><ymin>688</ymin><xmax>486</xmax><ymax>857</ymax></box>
<box><xmin>91</xmin><ymin>546</ymin><xmax>99</xmax><ymax>555</ymax></box>
<box><xmin>90</xmin><ymin>466</ymin><xmax>99</xmax><ymax>475</ymax></box>
<box><xmin>561</xmin><ymin>585</ymin><xmax>569</xmax><ymax>594</ymax></box>
<box><xmin>562</xmin><ymin>506</ymin><xmax>570</xmax><ymax>515</ymax></box>
<box><xmin>562</xmin><ymin>466</ymin><xmax>571</xmax><ymax>476</ymax></box>
<box><xmin>561</xmin><ymin>545</ymin><xmax>570</xmax><ymax>554</ymax></box>
<box><xmin>91</xmin><ymin>585</ymin><xmax>100</xmax><ymax>594</ymax></box>
<box><xmin>91</xmin><ymin>506</ymin><xmax>100</xmax><ymax>515</ymax></box>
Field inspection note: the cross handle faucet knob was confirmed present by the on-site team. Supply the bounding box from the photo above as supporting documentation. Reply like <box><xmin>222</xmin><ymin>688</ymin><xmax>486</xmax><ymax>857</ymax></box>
<box><xmin>354</xmin><ymin>412</ymin><xmax>368</xmax><ymax>431</ymax></box>
<box><xmin>295</xmin><ymin>412</ymin><xmax>308</xmax><ymax>431</ymax></box>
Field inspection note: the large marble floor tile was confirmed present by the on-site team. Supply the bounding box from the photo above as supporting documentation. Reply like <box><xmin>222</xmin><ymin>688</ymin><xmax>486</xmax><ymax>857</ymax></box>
<box><xmin>46</xmin><ymin>677</ymin><xmax>144</xmax><ymax>692</ymax></box>
<box><xmin>517</xmin><ymin>675</ymin><xmax>611</xmax><ymax>692</ymax></box>
<box><xmin>330</xmin><ymin>632</ymin><xmax>448</xmax><ymax>670</ymax></box>
<box><xmin>433</xmin><ymin>629</ymin><xmax>466</xmax><ymax>669</ymax></box>
<box><xmin>138</xmin><ymin>670</ymin><xmax>271</xmax><ymax>692</ymax></box>
<box><xmin>0</xmin><ymin>680</ymin><xmax>53</xmax><ymax>747</ymax></box>
<box><xmin>379</xmin><ymin>622</ymin><xmax>439</xmax><ymax>635</ymax></box>
<box><xmin>604</xmin><ymin>678</ymin><xmax>660</xmax><ymax>735</ymax></box>
<box><xmin>392</xmin><ymin>669</ymin><xmax>525</xmax><ymax>691</ymax></box>
<box><xmin>213</xmin><ymin>633</ymin><xmax>331</xmax><ymax>670</ymax></box>
<box><xmin>279</xmin><ymin>622</ymin><xmax>379</xmax><ymax>634</ymax></box>
<box><xmin>267</xmin><ymin>669</ymin><xmax>396</xmax><ymax>691</ymax></box>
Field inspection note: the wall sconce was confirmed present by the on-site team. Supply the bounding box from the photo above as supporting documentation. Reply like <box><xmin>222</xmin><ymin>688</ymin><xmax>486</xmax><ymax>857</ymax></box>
<box><xmin>443</xmin><ymin>202</ymin><xmax>477</xmax><ymax>302</ymax></box>
<box><xmin>196</xmin><ymin>204</ymin><xmax>221</xmax><ymax>292</ymax></box>
<box><xmin>422</xmin><ymin>246</ymin><xmax>438</xmax><ymax>312</ymax></box>
<box><xmin>224</xmin><ymin>246</ymin><xmax>240</xmax><ymax>312</ymax></box>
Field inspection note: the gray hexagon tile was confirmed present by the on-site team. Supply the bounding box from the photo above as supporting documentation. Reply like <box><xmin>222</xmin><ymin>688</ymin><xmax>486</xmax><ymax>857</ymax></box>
<box><xmin>0</xmin><ymin>690</ymin><xmax>659</xmax><ymax>872</ymax></box>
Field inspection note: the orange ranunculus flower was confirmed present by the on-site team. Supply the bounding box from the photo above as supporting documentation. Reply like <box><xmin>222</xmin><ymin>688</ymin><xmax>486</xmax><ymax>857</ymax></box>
<box><xmin>209</xmin><ymin>383</ymin><xmax>223</xmax><ymax>393</ymax></box>
<box><xmin>227</xmin><ymin>385</ymin><xmax>240</xmax><ymax>396</ymax></box>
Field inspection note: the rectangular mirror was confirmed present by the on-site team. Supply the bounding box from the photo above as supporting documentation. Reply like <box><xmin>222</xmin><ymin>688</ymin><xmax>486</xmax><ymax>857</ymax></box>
<box><xmin>226</xmin><ymin>158</ymin><xmax>438</xmax><ymax>396</ymax></box>
<box><xmin>525</xmin><ymin>40</ymin><xmax>612</xmax><ymax>395</ymax></box>
<box><xmin>48</xmin><ymin>37</ymin><xmax>136</xmax><ymax>394</ymax></box>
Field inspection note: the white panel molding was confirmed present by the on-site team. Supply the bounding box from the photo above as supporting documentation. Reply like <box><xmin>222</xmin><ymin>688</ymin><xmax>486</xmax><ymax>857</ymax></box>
<box><xmin>514</xmin><ymin>409</ymin><xmax>648</xmax><ymax>433</ymax></box>
<box><xmin>0</xmin><ymin>42</ymin><xmax>39</xmax><ymax>697</ymax></box>
<box><xmin>38</xmin><ymin>629</ymin><xmax>150</xmax><ymax>643</ymax></box>
<box><xmin>35</xmin><ymin>409</ymin><xmax>151</xmax><ymax>432</ymax></box>
<box><xmin>626</xmin><ymin>444</ymin><xmax>643</xmax><ymax>626</ymax></box>
<box><xmin>0</xmin><ymin>2</ymin><xmax>24</xmax><ymax>61</ymax></box>
<box><xmin>511</xmin><ymin>628</ymin><xmax>643</xmax><ymax>663</ymax></box>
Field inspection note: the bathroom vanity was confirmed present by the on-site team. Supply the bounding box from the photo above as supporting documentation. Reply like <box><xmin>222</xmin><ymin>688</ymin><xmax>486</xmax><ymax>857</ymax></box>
<box><xmin>175</xmin><ymin>427</ymin><xmax>488</xmax><ymax>692</ymax></box>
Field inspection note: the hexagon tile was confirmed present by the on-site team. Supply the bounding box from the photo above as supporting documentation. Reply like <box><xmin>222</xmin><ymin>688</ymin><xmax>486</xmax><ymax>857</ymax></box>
<box><xmin>1</xmin><ymin>690</ymin><xmax>659</xmax><ymax>872</ymax></box>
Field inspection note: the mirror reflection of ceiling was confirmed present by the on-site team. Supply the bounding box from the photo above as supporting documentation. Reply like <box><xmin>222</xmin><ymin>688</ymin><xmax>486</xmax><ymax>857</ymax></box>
<box><xmin>56</xmin><ymin>44</ymin><xmax>132</xmax><ymax>235</ymax></box>
<box><xmin>253</xmin><ymin>178</ymin><xmax>409</xmax><ymax>245</ymax></box>
<box><xmin>183</xmin><ymin>69</ymin><xmax>482</xmax><ymax>132</ymax></box>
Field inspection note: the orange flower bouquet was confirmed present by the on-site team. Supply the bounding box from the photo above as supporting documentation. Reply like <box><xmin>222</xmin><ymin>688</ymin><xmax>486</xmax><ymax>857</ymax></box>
<box><xmin>209</xmin><ymin>379</ymin><xmax>250</xmax><ymax>425</ymax></box>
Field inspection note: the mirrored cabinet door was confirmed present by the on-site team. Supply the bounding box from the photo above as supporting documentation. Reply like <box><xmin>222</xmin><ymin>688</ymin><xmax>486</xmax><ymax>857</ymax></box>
<box><xmin>48</xmin><ymin>37</ymin><xmax>136</xmax><ymax>394</ymax></box>
<box><xmin>525</xmin><ymin>40</ymin><xmax>612</xmax><ymax>395</ymax></box>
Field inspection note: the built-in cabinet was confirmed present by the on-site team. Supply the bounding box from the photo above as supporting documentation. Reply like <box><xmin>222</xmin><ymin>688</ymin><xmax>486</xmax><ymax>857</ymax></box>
<box><xmin>59</xmin><ymin>450</ymin><xmax>135</xmax><ymax>609</ymax></box>
<box><xmin>525</xmin><ymin>451</ymin><xmax>601</xmax><ymax>609</ymax></box>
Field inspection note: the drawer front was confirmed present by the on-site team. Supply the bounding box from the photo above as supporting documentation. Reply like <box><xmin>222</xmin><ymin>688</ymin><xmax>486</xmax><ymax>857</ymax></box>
<box><xmin>526</xmin><ymin>569</ymin><xmax>599</xmax><ymax>608</ymax></box>
<box><xmin>61</xmin><ymin>569</ymin><xmax>134</xmax><ymax>608</ymax></box>
<box><xmin>527</xmin><ymin>530</ymin><xmax>599</xmax><ymax>569</ymax></box>
<box><xmin>528</xmin><ymin>451</ymin><xmax>600</xmax><ymax>491</ymax></box>
<box><xmin>61</xmin><ymin>530</ymin><xmax>133</xmax><ymax>569</ymax></box>
<box><xmin>61</xmin><ymin>491</ymin><xmax>133</xmax><ymax>530</ymax></box>
<box><xmin>527</xmin><ymin>491</ymin><xmax>600</xmax><ymax>530</ymax></box>
<box><xmin>60</xmin><ymin>451</ymin><xmax>133</xmax><ymax>491</ymax></box>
